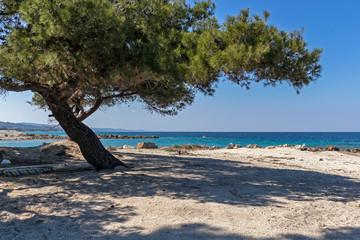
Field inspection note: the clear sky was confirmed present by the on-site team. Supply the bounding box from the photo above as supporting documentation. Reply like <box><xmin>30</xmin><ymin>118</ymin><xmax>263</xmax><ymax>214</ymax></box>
<box><xmin>0</xmin><ymin>0</ymin><xmax>359</xmax><ymax>131</ymax></box>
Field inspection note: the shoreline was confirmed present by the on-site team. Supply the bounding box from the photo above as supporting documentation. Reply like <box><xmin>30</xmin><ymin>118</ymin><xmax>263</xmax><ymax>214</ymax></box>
<box><xmin>0</xmin><ymin>140</ymin><xmax>359</xmax><ymax>168</ymax></box>
<box><xmin>0</xmin><ymin>130</ymin><xmax>158</xmax><ymax>141</ymax></box>
<box><xmin>1</xmin><ymin>130</ymin><xmax>360</xmax><ymax>151</ymax></box>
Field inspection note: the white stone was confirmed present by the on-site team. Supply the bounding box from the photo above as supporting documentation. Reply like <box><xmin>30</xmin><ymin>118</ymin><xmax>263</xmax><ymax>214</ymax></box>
<box><xmin>123</xmin><ymin>145</ymin><xmax>135</xmax><ymax>149</ymax></box>
<box><xmin>1</xmin><ymin>159</ymin><xmax>11</xmax><ymax>165</ymax></box>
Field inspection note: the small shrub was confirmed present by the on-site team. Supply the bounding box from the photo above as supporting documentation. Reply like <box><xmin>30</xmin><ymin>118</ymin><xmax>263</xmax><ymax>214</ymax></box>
<box><xmin>165</xmin><ymin>144</ymin><xmax>209</xmax><ymax>152</ymax></box>
<box><xmin>106</xmin><ymin>146</ymin><xmax>116</xmax><ymax>151</ymax></box>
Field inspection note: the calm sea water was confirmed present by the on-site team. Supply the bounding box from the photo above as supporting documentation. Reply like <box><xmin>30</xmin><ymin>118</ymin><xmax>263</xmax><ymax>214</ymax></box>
<box><xmin>1</xmin><ymin>132</ymin><xmax>360</xmax><ymax>149</ymax></box>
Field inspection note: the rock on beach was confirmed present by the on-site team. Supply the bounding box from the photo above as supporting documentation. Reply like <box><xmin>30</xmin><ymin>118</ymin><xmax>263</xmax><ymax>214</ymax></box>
<box><xmin>137</xmin><ymin>142</ymin><xmax>158</xmax><ymax>149</ymax></box>
<box><xmin>1</xmin><ymin>159</ymin><xmax>11</xmax><ymax>165</ymax></box>
<box><xmin>326</xmin><ymin>145</ymin><xmax>340</xmax><ymax>151</ymax></box>
<box><xmin>123</xmin><ymin>145</ymin><xmax>135</xmax><ymax>149</ymax></box>
<box><xmin>225</xmin><ymin>143</ymin><xmax>235</xmax><ymax>149</ymax></box>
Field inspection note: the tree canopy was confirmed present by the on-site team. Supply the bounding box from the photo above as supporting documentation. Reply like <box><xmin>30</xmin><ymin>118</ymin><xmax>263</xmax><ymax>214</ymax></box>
<box><xmin>0</xmin><ymin>0</ymin><xmax>321</xmax><ymax>117</ymax></box>
<box><xmin>0</xmin><ymin>0</ymin><xmax>322</xmax><ymax>169</ymax></box>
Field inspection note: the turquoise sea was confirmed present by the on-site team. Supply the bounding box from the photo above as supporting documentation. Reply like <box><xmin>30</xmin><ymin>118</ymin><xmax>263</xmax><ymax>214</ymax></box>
<box><xmin>1</xmin><ymin>132</ymin><xmax>360</xmax><ymax>149</ymax></box>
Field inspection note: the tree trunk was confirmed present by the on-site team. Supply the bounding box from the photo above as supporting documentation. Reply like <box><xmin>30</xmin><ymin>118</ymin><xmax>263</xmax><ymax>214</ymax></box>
<box><xmin>42</xmin><ymin>94</ymin><xmax>129</xmax><ymax>170</ymax></box>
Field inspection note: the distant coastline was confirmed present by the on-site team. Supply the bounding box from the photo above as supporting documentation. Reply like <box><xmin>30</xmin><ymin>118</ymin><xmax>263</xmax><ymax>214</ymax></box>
<box><xmin>0</xmin><ymin>130</ymin><xmax>157</xmax><ymax>141</ymax></box>
<box><xmin>0</xmin><ymin>121</ymin><xmax>144</xmax><ymax>132</ymax></box>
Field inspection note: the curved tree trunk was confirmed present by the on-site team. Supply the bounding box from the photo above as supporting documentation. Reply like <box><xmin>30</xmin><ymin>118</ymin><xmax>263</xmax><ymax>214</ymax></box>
<box><xmin>42</xmin><ymin>93</ymin><xmax>129</xmax><ymax>170</ymax></box>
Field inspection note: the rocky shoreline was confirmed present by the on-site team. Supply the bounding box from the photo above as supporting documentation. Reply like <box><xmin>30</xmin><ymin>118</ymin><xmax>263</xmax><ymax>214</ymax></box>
<box><xmin>169</xmin><ymin>142</ymin><xmax>360</xmax><ymax>153</ymax></box>
<box><xmin>222</xmin><ymin>143</ymin><xmax>360</xmax><ymax>153</ymax></box>
<box><xmin>1</xmin><ymin>140</ymin><xmax>360</xmax><ymax>167</ymax></box>
<box><xmin>1</xmin><ymin>130</ymin><xmax>359</xmax><ymax>153</ymax></box>
<box><xmin>96</xmin><ymin>134</ymin><xmax>159</xmax><ymax>139</ymax></box>
<box><xmin>0</xmin><ymin>130</ymin><xmax>159</xmax><ymax>141</ymax></box>
<box><xmin>7</xmin><ymin>133</ymin><xmax>68</xmax><ymax>140</ymax></box>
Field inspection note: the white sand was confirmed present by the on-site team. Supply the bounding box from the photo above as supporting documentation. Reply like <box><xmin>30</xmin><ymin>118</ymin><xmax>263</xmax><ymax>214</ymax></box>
<box><xmin>0</xmin><ymin>130</ymin><xmax>24</xmax><ymax>140</ymax></box>
<box><xmin>1</xmin><ymin>147</ymin><xmax>360</xmax><ymax>239</ymax></box>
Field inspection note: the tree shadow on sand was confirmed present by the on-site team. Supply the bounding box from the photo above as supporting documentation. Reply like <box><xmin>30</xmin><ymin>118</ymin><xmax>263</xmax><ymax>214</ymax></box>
<box><xmin>34</xmin><ymin>151</ymin><xmax>358</xmax><ymax>206</ymax></box>
<box><xmin>2</xmin><ymin>219</ymin><xmax>360</xmax><ymax>239</ymax></box>
<box><xmin>2</xmin><ymin>151</ymin><xmax>360</xmax><ymax>205</ymax></box>
<box><xmin>0</xmin><ymin>185</ymin><xmax>138</xmax><ymax>238</ymax></box>
<box><xmin>1</xmin><ymin>151</ymin><xmax>360</xmax><ymax>238</ymax></box>
<box><xmin>126</xmin><ymin>224</ymin><xmax>360</xmax><ymax>240</ymax></box>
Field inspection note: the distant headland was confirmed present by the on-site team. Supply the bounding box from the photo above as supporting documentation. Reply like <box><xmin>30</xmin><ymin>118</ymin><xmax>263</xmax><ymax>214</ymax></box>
<box><xmin>0</xmin><ymin>130</ymin><xmax>157</xmax><ymax>141</ymax></box>
<box><xmin>0</xmin><ymin>121</ymin><xmax>144</xmax><ymax>132</ymax></box>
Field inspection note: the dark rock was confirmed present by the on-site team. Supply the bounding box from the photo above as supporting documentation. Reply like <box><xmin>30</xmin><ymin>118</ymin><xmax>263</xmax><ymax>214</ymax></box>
<box><xmin>225</xmin><ymin>143</ymin><xmax>235</xmax><ymax>149</ymax></box>
<box><xmin>326</xmin><ymin>145</ymin><xmax>340</xmax><ymax>151</ymax></box>
<box><xmin>95</xmin><ymin>134</ymin><xmax>159</xmax><ymax>139</ymax></box>
<box><xmin>309</xmin><ymin>147</ymin><xmax>322</xmax><ymax>152</ymax></box>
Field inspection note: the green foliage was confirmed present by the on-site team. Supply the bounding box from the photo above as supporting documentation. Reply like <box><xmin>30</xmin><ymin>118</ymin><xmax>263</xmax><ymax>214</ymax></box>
<box><xmin>165</xmin><ymin>144</ymin><xmax>209</xmax><ymax>151</ymax></box>
<box><xmin>106</xmin><ymin>146</ymin><xmax>116</xmax><ymax>151</ymax></box>
<box><xmin>0</xmin><ymin>0</ymin><xmax>322</xmax><ymax>118</ymax></box>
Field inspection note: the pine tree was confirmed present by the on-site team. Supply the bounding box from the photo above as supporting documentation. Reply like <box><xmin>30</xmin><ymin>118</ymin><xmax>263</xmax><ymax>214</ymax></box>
<box><xmin>0</xmin><ymin>0</ymin><xmax>322</xmax><ymax>169</ymax></box>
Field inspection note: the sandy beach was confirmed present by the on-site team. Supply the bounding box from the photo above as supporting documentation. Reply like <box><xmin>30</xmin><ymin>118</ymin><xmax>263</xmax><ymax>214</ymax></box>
<box><xmin>0</xmin><ymin>130</ymin><xmax>158</xmax><ymax>141</ymax></box>
<box><xmin>0</xmin><ymin>130</ymin><xmax>27</xmax><ymax>140</ymax></box>
<box><xmin>0</xmin><ymin>130</ymin><xmax>66</xmax><ymax>141</ymax></box>
<box><xmin>1</xmin><ymin>143</ymin><xmax>360</xmax><ymax>239</ymax></box>
<box><xmin>1</xmin><ymin>0</ymin><xmax>359</xmax><ymax>239</ymax></box>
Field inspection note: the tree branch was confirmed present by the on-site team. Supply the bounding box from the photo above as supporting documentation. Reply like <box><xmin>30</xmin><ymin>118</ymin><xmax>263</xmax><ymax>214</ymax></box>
<box><xmin>102</xmin><ymin>89</ymin><xmax>136</xmax><ymax>100</ymax></box>
<box><xmin>76</xmin><ymin>96</ymin><xmax>103</xmax><ymax>122</ymax></box>
<box><xmin>0</xmin><ymin>81</ymin><xmax>49</xmax><ymax>93</ymax></box>
<box><xmin>73</xmin><ymin>89</ymin><xmax>137</xmax><ymax>121</ymax></box>
<box><xmin>0</xmin><ymin>83</ymin><xmax>32</xmax><ymax>92</ymax></box>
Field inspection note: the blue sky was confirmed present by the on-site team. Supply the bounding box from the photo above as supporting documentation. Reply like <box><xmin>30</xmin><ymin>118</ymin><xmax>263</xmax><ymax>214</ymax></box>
<box><xmin>1</xmin><ymin>0</ymin><xmax>359</xmax><ymax>131</ymax></box>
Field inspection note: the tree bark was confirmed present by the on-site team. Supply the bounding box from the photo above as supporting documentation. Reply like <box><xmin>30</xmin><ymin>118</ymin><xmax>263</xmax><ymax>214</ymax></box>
<box><xmin>42</xmin><ymin>93</ymin><xmax>129</xmax><ymax>170</ymax></box>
